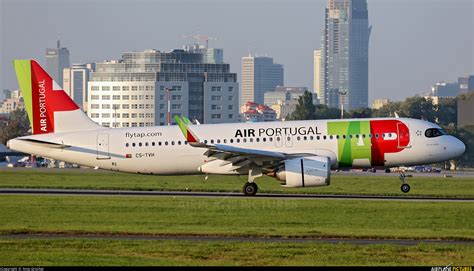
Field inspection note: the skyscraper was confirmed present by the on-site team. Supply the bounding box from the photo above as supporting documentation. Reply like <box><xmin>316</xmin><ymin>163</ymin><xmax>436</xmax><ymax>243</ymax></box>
<box><xmin>241</xmin><ymin>55</ymin><xmax>284</xmax><ymax>105</ymax></box>
<box><xmin>63</xmin><ymin>63</ymin><xmax>95</xmax><ymax>110</ymax></box>
<box><xmin>313</xmin><ymin>50</ymin><xmax>322</xmax><ymax>96</ymax></box>
<box><xmin>319</xmin><ymin>0</ymin><xmax>371</xmax><ymax>110</ymax></box>
<box><xmin>46</xmin><ymin>40</ymin><xmax>70</xmax><ymax>87</ymax></box>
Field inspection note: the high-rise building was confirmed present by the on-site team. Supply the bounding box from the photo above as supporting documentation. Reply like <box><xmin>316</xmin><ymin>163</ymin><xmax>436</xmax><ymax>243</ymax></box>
<box><xmin>183</xmin><ymin>44</ymin><xmax>223</xmax><ymax>64</ymax></box>
<box><xmin>313</xmin><ymin>50</ymin><xmax>322</xmax><ymax>95</ymax></box>
<box><xmin>264</xmin><ymin>86</ymin><xmax>311</xmax><ymax>106</ymax></box>
<box><xmin>458</xmin><ymin>92</ymin><xmax>474</xmax><ymax>133</ymax></box>
<box><xmin>63</xmin><ymin>63</ymin><xmax>95</xmax><ymax>111</ymax></box>
<box><xmin>46</xmin><ymin>40</ymin><xmax>70</xmax><ymax>87</ymax></box>
<box><xmin>458</xmin><ymin>75</ymin><xmax>474</xmax><ymax>94</ymax></box>
<box><xmin>241</xmin><ymin>55</ymin><xmax>284</xmax><ymax>105</ymax></box>
<box><xmin>319</xmin><ymin>0</ymin><xmax>371</xmax><ymax>110</ymax></box>
<box><xmin>431</xmin><ymin>81</ymin><xmax>459</xmax><ymax>97</ymax></box>
<box><xmin>88</xmin><ymin>49</ymin><xmax>239</xmax><ymax>128</ymax></box>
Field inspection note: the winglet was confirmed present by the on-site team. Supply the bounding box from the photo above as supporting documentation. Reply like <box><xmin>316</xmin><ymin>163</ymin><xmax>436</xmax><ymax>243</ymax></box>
<box><xmin>174</xmin><ymin>115</ymin><xmax>201</xmax><ymax>145</ymax></box>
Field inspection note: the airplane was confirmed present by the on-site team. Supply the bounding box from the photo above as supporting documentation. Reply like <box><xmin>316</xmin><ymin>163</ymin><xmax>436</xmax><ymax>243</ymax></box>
<box><xmin>7</xmin><ymin>60</ymin><xmax>466</xmax><ymax>196</ymax></box>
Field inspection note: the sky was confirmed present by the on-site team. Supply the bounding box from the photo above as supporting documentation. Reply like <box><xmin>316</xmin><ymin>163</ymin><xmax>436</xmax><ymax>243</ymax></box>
<box><xmin>1</xmin><ymin>0</ymin><xmax>473</xmax><ymax>104</ymax></box>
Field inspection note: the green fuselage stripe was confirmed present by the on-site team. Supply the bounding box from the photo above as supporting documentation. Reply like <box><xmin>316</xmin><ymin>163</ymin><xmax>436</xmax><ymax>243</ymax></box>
<box><xmin>328</xmin><ymin>121</ymin><xmax>372</xmax><ymax>167</ymax></box>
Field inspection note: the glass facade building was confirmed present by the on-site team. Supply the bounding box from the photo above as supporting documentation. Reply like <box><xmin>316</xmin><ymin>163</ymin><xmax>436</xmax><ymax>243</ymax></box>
<box><xmin>63</xmin><ymin>63</ymin><xmax>95</xmax><ymax>110</ymax></box>
<box><xmin>241</xmin><ymin>56</ymin><xmax>284</xmax><ymax>105</ymax></box>
<box><xmin>45</xmin><ymin>40</ymin><xmax>70</xmax><ymax>87</ymax></box>
<box><xmin>319</xmin><ymin>0</ymin><xmax>371</xmax><ymax>110</ymax></box>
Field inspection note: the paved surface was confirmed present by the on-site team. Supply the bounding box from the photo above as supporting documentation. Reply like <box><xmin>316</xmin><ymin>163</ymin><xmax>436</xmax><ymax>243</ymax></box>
<box><xmin>0</xmin><ymin>233</ymin><xmax>472</xmax><ymax>246</ymax></box>
<box><xmin>334</xmin><ymin>170</ymin><xmax>474</xmax><ymax>178</ymax></box>
<box><xmin>1</xmin><ymin>188</ymin><xmax>473</xmax><ymax>202</ymax></box>
<box><xmin>1</xmin><ymin>167</ymin><xmax>474</xmax><ymax>178</ymax></box>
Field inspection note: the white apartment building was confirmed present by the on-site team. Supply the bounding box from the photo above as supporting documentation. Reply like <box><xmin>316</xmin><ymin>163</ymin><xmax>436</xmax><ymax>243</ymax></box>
<box><xmin>87</xmin><ymin>49</ymin><xmax>239</xmax><ymax>128</ymax></box>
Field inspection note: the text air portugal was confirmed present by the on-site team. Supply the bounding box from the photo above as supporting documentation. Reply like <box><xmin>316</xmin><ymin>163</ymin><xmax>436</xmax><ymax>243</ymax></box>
<box><xmin>30</xmin><ymin>61</ymin><xmax>78</xmax><ymax>134</ymax></box>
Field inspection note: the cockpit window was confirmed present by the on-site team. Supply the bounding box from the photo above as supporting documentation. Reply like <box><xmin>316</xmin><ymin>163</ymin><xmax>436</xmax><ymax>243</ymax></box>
<box><xmin>425</xmin><ymin>128</ymin><xmax>446</xmax><ymax>138</ymax></box>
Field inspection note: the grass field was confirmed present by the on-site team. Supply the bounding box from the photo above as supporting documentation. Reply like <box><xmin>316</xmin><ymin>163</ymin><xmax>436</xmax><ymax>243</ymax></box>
<box><xmin>0</xmin><ymin>238</ymin><xmax>472</xmax><ymax>266</ymax></box>
<box><xmin>1</xmin><ymin>169</ymin><xmax>474</xmax><ymax>197</ymax></box>
<box><xmin>1</xmin><ymin>170</ymin><xmax>473</xmax><ymax>266</ymax></box>
<box><xmin>0</xmin><ymin>195</ymin><xmax>472</xmax><ymax>240</ymax></box>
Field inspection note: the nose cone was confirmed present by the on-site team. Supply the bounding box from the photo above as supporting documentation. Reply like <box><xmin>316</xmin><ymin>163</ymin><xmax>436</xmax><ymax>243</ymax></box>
<box><xmin>449</xmin><ymin>136</ymin><xmax>466</xmax><ymax>159</ymax></box>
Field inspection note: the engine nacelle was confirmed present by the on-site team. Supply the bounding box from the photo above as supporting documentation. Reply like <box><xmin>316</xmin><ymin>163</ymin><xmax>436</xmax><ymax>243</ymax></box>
<box><xmin>272</xmin><ymin>156</ymin><xmax>330</xmax><ymax>188</ymax></box>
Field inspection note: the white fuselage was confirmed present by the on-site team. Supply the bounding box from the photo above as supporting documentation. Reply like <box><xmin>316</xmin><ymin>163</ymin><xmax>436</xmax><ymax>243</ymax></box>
<box><xmin>7</xmin><ymin>118</ymin><xmax>465</xmax><ymax>175</ymax></box>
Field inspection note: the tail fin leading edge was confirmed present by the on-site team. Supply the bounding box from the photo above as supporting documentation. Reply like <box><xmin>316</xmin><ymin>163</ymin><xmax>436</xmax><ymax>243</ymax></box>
<box><xmin>13</xmin><ymin>59</ymin><xmax>100</xmax><ymax>135</ymax></box>
<box><xmin>174</xmin><ymin>115</ymin><xmax>200</xmax><ymax>144</ymax></box>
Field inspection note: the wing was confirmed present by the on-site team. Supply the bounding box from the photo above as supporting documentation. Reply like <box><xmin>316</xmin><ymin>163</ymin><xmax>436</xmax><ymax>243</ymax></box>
<box><xmin>174</xmin><ymin>115</ymin><xmax>315</xmax><ymax>173</ymax></box>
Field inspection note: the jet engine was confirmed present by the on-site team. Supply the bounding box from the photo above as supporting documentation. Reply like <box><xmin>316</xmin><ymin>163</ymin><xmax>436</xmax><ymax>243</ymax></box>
<box><xmin>269</xmin><ymin>156</ymin><xmax>330</xmax><ymax>188</ymax></box>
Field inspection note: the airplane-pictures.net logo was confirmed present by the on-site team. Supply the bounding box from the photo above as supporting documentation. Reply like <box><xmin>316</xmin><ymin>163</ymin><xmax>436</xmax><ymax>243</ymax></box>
<box><xmin>432</xmin><ymin>266</ymin><xmax>473</xmax><ymax>271</ymax></box>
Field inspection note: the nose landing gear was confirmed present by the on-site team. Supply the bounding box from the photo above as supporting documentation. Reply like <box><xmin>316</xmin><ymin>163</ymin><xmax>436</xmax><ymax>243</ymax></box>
<box><xmin>399</xmin><ymin>172</ymin><xmax>411</xmax><ymax>193</ymax></box>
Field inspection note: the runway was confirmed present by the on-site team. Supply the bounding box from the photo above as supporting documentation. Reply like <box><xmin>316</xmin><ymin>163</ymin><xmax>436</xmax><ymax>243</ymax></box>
<box><xmin>0</xmin><ymin>233</ymin><xmax>472</xmax><ymax>246</ymax></box>
<box><xmin>1</xmin><ymin>188</ymin><xmax>473</xmax><ymax>202</ymax></box>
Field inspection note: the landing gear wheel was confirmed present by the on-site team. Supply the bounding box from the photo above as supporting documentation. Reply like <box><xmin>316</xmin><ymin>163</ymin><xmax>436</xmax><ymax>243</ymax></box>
<box><xmin>243</xmin><ymin>182</ymin><xmax>258</xmax><ymax>196</ymax></box>
<box><xmin>401</xmin><ymin>183</ymin><xmax>410</xmax><ymax>193</ymax></box>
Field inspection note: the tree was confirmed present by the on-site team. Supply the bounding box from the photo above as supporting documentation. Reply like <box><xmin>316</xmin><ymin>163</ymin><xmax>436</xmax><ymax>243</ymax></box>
<box><xmin>0</xmin><ymin>109</ymin><xmax>30</xmax><ymax>145</ymax></box>
<box><xmin>314</xmin><ymin>104</ymin><xmax>342</xmax><ymax>120</ymax></box>
<box><xmin>399</xmin><ymin>96</ymin><xmax>437</xmax><ymax>122</ymax></box>
<box><xmin>372</xmin><ymin>101</ymin><xmax>402</xmax><ymax>118</ymax></box>
<box><xmin>449</xmin><ymin>126</ymin><xmax>474</xmax><ymax>168</ymax></box>
<box><xmin>288</xmin><ymin>91</ymin><xmax>316</xmax><ymax>120</ymax></box>
<box><xmin>349</xmin><ymin>107</ymin><xmax>373</xmax><ymax>118</ymax></box>
<box><xmin>436</xmin><ymin>97</ymin><xmax>457</xmax><ymax>127</ymax></box>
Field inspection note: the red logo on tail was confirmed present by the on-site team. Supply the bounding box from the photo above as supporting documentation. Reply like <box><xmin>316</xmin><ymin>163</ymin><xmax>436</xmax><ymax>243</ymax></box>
<box><xmin>30</xmin><ymin>61</ymin><xmax>79</xmax><ymax>134</ymax></box>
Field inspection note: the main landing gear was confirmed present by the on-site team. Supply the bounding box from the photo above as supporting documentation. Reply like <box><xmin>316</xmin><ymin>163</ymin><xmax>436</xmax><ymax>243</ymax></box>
<box><xmin>399</xmin><ymin>172</ymin><xmax>411</xmax><ymax>193</ymax></box>
<box><xmin>243</xmin><ymin>182</ymin><xmax>258</xmax><ymax>196</ymax></box>
<box><xmin>243</xmin><ymin>166</ymin><xmax>262</xmax><ymax>196</ymax></box>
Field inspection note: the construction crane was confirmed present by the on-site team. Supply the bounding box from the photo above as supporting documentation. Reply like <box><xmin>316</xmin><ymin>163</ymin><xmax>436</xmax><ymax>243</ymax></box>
<box><xmin>181</xmin><ymin>34</ymin><xmax>217</xmax><ymax>48</ymax></box>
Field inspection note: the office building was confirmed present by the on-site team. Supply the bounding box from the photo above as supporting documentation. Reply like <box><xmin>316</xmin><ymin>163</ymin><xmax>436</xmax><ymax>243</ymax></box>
<box><xmin>46</xmin><ymin>40</ymin><xmax>70</xmax><ymax>87</ymax></box>
<box><xmin>10</xmin><ymin>90</ymin><xmax>21</xmax><ymax>99</ymax></box>
<box><xmin>63</xmin><ymin>63</ymin><xmax>95</xmax><ymax>110</ymax></box>
<box><xmin>313</xmin><ymin>50</ymin><xmax>322</xmax><ymax>95</ymax></box>
<box><xmin>271</xmin><ymin>100</ymin><xmax>297</xmax><ymax>120</ymax></box>
<box><xmin>319</xmin><ymin>0</ymin><xmax>371</xmax><ymax>110</ymax></box>
<box><xmin>458</xmin><ymin>75</ymin><xmax>474</xmax><ymax>94</ymax></box>
<box><xmin>0</xmin><ymin>89</ymin><xmax>11</xmax><ymax>102</ymax></box>
<box><xmin>371</xmin><ymin>98</ymin><xmax>390</xmax><ymax>109</ymax></box>
<box><xmin>264</xmin><ymin>86</ymin><xmax>311</xmax><ymax>106</ymax></box>
<box><xmin>263</xmin><ymin>87</ymin><xmax>317</xmax><ymax>120</ymax></box>
<box><xmin>241</xmin><ymin>55</ymin><xmax>284</xmax><ymax>105</ymax></box>
<box><xmin>0</xmin><ymin>90</ymin><xmax>24</xmax><ymax>114</ymax></box>
<box><xmin>88</xmin><ymin>49</ymin><xmax>239</xmax><ymax>128</ymax></box>
<box><xmin>431</xmin><ymin>81</ymin><xmax>459</xmax><ymax>97</ymax></box>
<box><xmin>184</xmin><ymin>44</ymin><xmax>223</xmax><ymax>64</ymax></box>
<box><xmin>457</xmin><ymin>92</ymin><xmax>474</xmax><ymax>133</ymax></box>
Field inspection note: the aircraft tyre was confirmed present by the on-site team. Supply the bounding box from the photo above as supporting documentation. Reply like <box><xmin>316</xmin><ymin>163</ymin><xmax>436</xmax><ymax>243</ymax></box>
<box><xmin>243</xmin><ymin>182</ymin><xmax>258</xmax><ymax>196</ymax></box>
<box><xmin>401</xmin><ymin>183</ymin><xmax>410</xmax><ymax>193</ymax></box>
